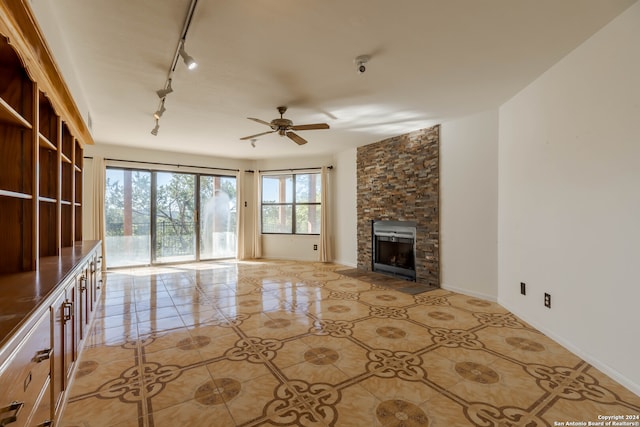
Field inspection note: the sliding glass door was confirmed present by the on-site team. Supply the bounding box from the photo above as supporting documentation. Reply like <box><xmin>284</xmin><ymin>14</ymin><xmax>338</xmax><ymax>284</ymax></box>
<box><xmin>105</xmin><ymin>167</ymin><xmax>236</xmax><ymax>268</ymax></box>
<box><xmin>200</xmin><ymin>175</ymin><xmax>237</xmax><ymax>259</ymax></box>
<box><xmin>105</xmin><ymin>169</ymin><xmax>152</xmax><ymax>267</ymax></box>
<box><xmin>154</xmin><ymin>172</ymin><xmax>196</xmax><ymax>263</ymax></box>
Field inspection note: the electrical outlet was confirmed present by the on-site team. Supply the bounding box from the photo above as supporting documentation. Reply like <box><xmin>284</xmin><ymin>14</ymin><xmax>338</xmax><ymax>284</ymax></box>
<box><xmin>520</xmin><ymin>282</ymin><xmax>526</xmax><ymax>295</ymax></box>
<box><xmin>544</xmin><ymin>293</ymin><xmax>551</xmax><ymax>308</ymax></box>
<box><xmin>313</xmin><ymin>244</ymin><xmax>318</xmax><ymax>251</ymax></box>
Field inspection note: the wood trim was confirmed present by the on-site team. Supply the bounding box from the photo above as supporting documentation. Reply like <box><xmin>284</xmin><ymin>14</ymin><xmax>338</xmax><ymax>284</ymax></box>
<box><xmin>0</xmin><ymin>0</ymin><xmax>94</xmax><ymax>147</ymax></box>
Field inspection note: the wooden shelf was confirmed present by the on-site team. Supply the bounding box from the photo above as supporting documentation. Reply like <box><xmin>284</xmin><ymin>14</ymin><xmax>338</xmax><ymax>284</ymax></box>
<box><xmin>38</xmin><ymin>133</ymin><xmax>57</xmax><ymax>151</ymax></box>
<box><xmin>0</xmin><ymin>97</ymin><xmax>32</xmax><ymax>128</ymax></box>
<box><xmin>60</xmin><ymin>200</ymin><xmax>72</xmax><ymax>206</ymax></box>
<box><xmin>74</xmin><ymin>165</ymin><xmax>82</xmax><ymax>173</ymax></box>
<box><xmin>39</xmin><ymin>196</ymin><xmax>57</xmax><ymax>203</ymax></box>
<box><xmin>61</xmin><ymin>153</ymin><xmax>72</xmax><ymax>164</ymax></box>
<box><xmin>0</xmin><ymin>189</ymin><xmax>33</xmax><ymax>199</ymax></box>
<box><xmin>74</xmin><ymin>202</ymin><xmax>81</xmax><ymax>207</ymax></box>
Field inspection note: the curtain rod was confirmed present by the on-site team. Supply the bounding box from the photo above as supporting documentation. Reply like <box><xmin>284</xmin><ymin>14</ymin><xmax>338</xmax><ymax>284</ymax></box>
<box><xmin>259</xmin><ymin>166</ymin><xmax>333</xmax><ymax>173</ymax></box>
<box><xmin>83</xmin><ymin>156</ymin><xmax>240</xmax><ymax>173</ymax></box>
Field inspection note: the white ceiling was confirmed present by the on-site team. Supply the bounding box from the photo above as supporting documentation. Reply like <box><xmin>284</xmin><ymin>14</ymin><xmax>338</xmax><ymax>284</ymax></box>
<box><xmin>37</xmin><ymin>0</ymin><xmax>636</xmax><ymax>160</ymax></box>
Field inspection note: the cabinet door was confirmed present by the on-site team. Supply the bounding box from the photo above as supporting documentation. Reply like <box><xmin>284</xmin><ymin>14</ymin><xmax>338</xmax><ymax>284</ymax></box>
<box><xmin>94</xmin><ymin>253</ymin><xmax>103</xmax><ymax>304</ymax></box>
<box><xmin>88</xmin><ymin>256</ymin><xmax>96</xmax><ymax>313</ymax></box>
<box><xmin>50</xmin><ymin>285</ymin><xmax>74</xmax><ymax>413</ymax></box>
<box><xmin>76</xmin><ymin>267</ymin><xmax>89</xmax><ymax>345</ymax></box>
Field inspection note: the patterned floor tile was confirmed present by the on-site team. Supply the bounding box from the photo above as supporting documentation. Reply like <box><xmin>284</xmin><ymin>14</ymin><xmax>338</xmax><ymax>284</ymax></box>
<box><xmin>60</xmin><ymin>260</ymin><xmax>640</xmax><ymax>427</ymax></box>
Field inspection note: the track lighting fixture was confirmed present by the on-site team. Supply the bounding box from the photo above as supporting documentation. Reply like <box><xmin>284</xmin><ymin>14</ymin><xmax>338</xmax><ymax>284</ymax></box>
<box><xmin>153</xmin><ymin>100</ymin><xmax>166</xmax><ymax>120</ymax></box>
<box><xmin>156</xmin><ymin>79</ymin><xmax>173</xmax><ymax>98</ymax></box>
<box><xmin>250</xmin><ymin>139</ymin><xmax>257</xmax><ymax>148</ymax></box>
<box><xmin>150</xmin><ymin>0</ymin><xmax>199</xmax><ymax>137</ymax></box>
<box><xmin>179</xmin><ymin>44</ymin><xmax>197</xmax><ymax>70</ymax></box>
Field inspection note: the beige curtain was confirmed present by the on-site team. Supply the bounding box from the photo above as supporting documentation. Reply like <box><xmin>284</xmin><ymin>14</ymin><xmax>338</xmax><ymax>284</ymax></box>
<box><xmin>236</xmin><ymin>170</ymin><xmax>246</xmax><ymax>259</ymax></box>
<box><xmin>252</xmin><ymin>171</ymin><xmax>262</xmax><ymax>258</ymax></box>
<box><xmin>90</xmin><ymin>157</ymin><xmax>107</xmax><ymax>270</ymax></box>
<box><xmin>319</xmin><ymin>166</ymin><xmax>332</xmax><ymax>262</ymax></box>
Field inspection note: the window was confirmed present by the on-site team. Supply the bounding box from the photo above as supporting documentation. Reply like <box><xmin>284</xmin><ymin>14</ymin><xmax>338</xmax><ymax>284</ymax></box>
<box><xmin>105</xmin><ymin>167</ymin><xmax>236</xmax><ymax>268</ymax></box>
<box><xmin>261</xmin><ymin>173</ymin><xmax>321</xmax><ymax>234</ymax></box>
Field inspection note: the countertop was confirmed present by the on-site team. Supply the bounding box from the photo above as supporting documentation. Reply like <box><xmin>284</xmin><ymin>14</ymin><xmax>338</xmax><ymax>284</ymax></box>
<box><xmin>0</xmin><ymin>241</ymin><xmax>100</xmax><ymax>349</ymax></box>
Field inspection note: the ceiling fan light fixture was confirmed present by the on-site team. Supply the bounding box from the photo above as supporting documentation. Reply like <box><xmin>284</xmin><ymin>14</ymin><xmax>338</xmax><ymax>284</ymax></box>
<box><xmin>151</xmin><ymin>121</ymin><xmax>159</xmax><ymax>136</ymax></box>
<box><xmin>179</xmin><ymin>45</ymin><xmax>197</xmax><ymax>70</ymax></box>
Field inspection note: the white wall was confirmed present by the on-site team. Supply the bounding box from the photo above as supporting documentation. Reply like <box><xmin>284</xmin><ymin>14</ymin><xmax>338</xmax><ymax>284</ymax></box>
<box><xmin>332</xmin><ymin>148</ymin><xmax>358</xmax><ymax>267</ymax></box>
<box><xmin>440</xmin><ymin>111</ymin><xmax>499</xmax><ymax>300</ymax></box>
<box><xmin>498</xmin><ymin>2</ymin><xmax>640</xmax><ymax>394</ymax></box>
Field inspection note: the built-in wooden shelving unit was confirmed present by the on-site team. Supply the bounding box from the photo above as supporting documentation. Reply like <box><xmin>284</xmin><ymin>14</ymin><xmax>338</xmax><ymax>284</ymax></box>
<box><xmin>1</xmin><ymin>1</ymin><xmax>99</xmax><ymax>425</ymax></box>
<box><xmin>0</xmin><ymin>1</ymin><xmax>93</xmax><ymax>273</ymax></box>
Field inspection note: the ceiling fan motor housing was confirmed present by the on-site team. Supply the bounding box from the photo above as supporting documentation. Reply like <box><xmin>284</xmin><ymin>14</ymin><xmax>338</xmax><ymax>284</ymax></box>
<box><xmin>271</xmin><ymin>118</ymin><xmax>294</xmax><ymax>132</ymax></box>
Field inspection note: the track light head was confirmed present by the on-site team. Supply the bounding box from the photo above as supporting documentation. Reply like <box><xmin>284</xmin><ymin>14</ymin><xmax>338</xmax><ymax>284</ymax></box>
<box><xmin>179</xmin><ymin>45</ymin><xmax>197</xmax><ymax>70</ymax></box>
<box><xmin>156</xmin><ymin>80</ymin><xmax>173</xmax><ymax>98</ymax></box>
<box><xmin>153</xmin><ymin>100</ymin><xmax>166</xmax><ymax>120</ymax></box>
<box><xmin>151</xmin><ymin>121</ymin><xmax>159</xmax><ymax>136</ymax></box>
<box><xmin>250</xmin><ymin>139</ymin><xmax>257</xmax><ymax>148</ymax></box>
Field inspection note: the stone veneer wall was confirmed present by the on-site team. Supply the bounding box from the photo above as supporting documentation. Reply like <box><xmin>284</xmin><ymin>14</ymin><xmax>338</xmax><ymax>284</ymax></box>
<box><xmin>356</xmin><ymin>125</ymin><xmax>439</xmax><ymax>286</ymax></box>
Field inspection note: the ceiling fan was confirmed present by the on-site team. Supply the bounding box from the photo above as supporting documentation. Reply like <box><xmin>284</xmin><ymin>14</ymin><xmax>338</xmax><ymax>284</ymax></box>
<box><xmin>240</xmin><ymin>106</ymin><xmax>329</xmax><ymax>145</ymax></box>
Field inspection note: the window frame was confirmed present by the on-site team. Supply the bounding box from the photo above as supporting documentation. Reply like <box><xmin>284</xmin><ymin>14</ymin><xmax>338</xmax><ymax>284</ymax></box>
<box><xmin>261</xmin><ymin>172</ymin><xmax>321</xmax><ymax>235</ymax></box>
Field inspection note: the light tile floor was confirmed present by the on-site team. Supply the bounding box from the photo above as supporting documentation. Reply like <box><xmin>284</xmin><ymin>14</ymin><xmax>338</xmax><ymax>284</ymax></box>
<box><xmin>60</xmin><ymin>260</ymin><xmax>640</xmax><ymax>426</ymax></box>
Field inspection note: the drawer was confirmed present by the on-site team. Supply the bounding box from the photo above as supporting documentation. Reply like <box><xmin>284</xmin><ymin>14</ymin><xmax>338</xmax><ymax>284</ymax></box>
<box><xmin>0</xmin><ymin>313</ymin><xmax>51</xmax><ymax>427</ymax></box>
<box><xmin>29</xmin><ymin>378</ymin><xmax>52</xmax><ymax>427</ymax></box>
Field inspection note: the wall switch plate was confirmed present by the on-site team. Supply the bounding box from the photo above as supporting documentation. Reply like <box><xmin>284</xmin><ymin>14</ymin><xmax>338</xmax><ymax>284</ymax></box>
<box><xmin>544</xmin><ymin>293</ymin><xmax>551</xmax><ymax>308</ymax></box>
<box><xmin>520</xmin><ymin>282</ymin><xmax>526</xmax><ymax>295</ymax></box>
<box><xmin>313</xmin><ymin>244</ymin><xmax>318</xmax><ymax>251</ymax></box>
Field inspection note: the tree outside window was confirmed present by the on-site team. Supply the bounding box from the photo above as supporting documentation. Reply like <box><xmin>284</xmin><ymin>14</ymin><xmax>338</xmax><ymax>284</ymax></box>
<box><xmin>261</xmin><ymin>173</ymin><xmax>321</xmax><ymax>234</ymax></box>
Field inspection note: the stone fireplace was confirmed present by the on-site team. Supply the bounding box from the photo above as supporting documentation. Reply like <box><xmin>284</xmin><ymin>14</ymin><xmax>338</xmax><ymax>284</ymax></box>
<box><xmin>356</xmin><ymin>125</ymin><xmax>439</xmax><ymax>287</ymax></box>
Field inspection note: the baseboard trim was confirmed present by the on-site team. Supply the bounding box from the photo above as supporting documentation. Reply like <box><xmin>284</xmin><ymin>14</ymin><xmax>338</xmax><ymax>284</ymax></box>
<box><xmin>333</xmin><ymin>260</ymin><xmax>357</xmax><ymax>268</ymax></box>
<box><xmin>499</xmin><ymin>298</ymin><xmax>640</xmax><ymax>397</ymax></box>
<box><xmin>441</xmin><ymin>282</ymin><xmax>497</xmax><ymax>302</ymax></box>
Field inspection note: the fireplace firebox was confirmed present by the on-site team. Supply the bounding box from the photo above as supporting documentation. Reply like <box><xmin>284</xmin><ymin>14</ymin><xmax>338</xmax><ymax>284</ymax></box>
<box><xmin>372</xmin><ymin>220</ymin><xmax>416</xmax><ymax>281</ymax></box>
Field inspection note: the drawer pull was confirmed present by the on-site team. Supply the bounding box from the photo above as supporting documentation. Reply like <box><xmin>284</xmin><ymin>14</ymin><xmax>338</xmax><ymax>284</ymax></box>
<box><xmin>40</xmin><ymin>421</ymin><xmax>53</xmax><ymax>427</ymax></box>
<box><xmin>34</xmin><ymin>348</ymin><xmax>53</xmax><ymax>363</ymax></box>
<box><xmin>63</xmin><ymin>301</ymin><xmax>73</xmax><ymax>321</ymax></box>
<box><xmin>0</xmin><ymin>401</ymin><xmax>24</xmax><ymax>426</ymax></box>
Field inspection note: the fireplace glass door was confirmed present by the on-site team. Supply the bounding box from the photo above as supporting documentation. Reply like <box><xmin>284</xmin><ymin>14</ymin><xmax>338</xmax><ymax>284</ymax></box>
<box><xmin>375</xmin><ymin>236</ymin><xmax>415</xmax><ymax>271</ymax></box>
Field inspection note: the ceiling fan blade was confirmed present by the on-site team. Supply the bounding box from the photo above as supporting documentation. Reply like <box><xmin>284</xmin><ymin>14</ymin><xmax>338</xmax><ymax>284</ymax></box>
<box><xmin>286</xmin><ymin>131</ymin><xmax>307</xmax><ymax>145</ymax></box>
<box><xmin>240</xmin><ymin>130</ymin><xmax>275</xmax><ymax>140</ymax></box>
<box><xmin>247</xmin><ymin>117</ymin><xmax>272</xmax><ymax>126</ymax></box>
<box><xmin>290</xmin><ymin>123</ymin><xmax>330</xmax><ymax>131</ymax></box>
